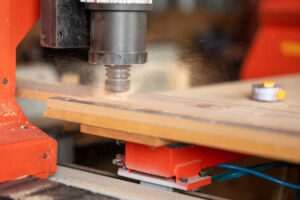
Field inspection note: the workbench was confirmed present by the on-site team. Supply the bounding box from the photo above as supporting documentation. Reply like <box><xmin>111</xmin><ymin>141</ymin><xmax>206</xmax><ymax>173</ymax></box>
<box><xmin>16</xmin><ymin>73</ymin><xmax>300</xmax><ymax>164</ymax></box>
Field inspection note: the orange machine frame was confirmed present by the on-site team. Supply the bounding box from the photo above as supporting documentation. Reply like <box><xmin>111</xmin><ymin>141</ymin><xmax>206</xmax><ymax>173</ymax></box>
<box><xmin>0</xmin><ymin>0</ymin><xmax>57</xmax><ymax>182</ymax></box>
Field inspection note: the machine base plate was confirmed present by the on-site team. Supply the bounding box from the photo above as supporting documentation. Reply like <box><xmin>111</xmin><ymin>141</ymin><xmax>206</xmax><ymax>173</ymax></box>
<box><xmin>118</xmin><ymin>168</ymin><xmax>211</xmax><ymax>191</ymax></box>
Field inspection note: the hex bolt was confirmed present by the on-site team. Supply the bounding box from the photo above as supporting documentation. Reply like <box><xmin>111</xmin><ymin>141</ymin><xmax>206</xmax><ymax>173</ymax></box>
<box><xmin>3</xmin><ymin>78</ymin><xmax>8</xmax><ymax>85</ymax></box>
<box><xmin>180</xmin><ymin>177</ymin><xmax>188</xmax><ymax>183</ymax></box>
<box><xmin>43</xmin><ymin>153</ymin><xmax>47</xmax><ymax>159</ymax></box>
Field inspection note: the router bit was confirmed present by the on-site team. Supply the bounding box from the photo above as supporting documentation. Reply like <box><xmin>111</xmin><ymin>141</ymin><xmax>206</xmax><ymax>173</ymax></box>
<box><xmin>105</xmin><ymin>65</ymin><xmax>131</xmax><ymax>93</ymax></box>
<box><xmin>81</xmin><ymin>0</ymin><xmax>153</xmax><ymax>93</ymax></box>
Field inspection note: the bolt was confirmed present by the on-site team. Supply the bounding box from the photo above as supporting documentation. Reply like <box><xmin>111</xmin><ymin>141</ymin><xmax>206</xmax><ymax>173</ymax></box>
<box><xmin>43</xmin><ymin>153</ymin><xmax>47</xmax><ymax>159</ymax></box>
<box><xmin>180</xmin><ymin>177</ymin><xmax>188</xmax><ymax>183</ymax></box>
<box><xmin>199</xmin><ymin>171</ymin><xmax>207</xmax><ymax>177</ymax></box>
<box><xmin>21</xmin><ymin>126</ymin><xmax>29</xmax><ymax>130</ymax></box>
<box><xmin>112</xmin><ymin>158</ymin><xmax>122</xmax><ymax>165</ymax></box>
<box><xmin>3</xmin><ymin>78</ymin><xmax>8</xmax><ymax>85</ymax></box>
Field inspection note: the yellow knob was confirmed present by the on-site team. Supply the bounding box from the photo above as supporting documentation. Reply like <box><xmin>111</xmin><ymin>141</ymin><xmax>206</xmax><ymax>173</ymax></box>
<box><xmin>276</xmin><ymin>89</ymin><xmax>286</xmax><ymax>100</ymax></box>
<box><xmin>263</xmin><ymin>81</ymin><xmax>275</xmax><ymax>88</ymax></box>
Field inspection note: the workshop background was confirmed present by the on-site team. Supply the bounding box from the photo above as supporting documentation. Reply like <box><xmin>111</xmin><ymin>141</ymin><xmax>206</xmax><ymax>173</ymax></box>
<box><xmin>15</xmin><ymin>0</ymin><xmax>298</xmax><ymax>199</ymax></box>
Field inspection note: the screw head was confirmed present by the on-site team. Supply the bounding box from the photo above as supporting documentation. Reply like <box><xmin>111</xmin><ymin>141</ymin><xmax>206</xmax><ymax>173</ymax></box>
<box><xmin>57</xmin><ymin>32</ymin><xmax>62</xmax><ymax>39</ymax></box>
<box><xmin>3</xmin><ymin>78</ymin><xmax>8</xmax><ymax>84</ymax></box>
<box><xmin>21</xmin><ymin>126</ymin><xmax>29</xmax><ymax>130</ymax></box>
<box><xmin>180</xmin><ymin>177</ymin><xmax>188</xmax><ymax>183</ymax></box>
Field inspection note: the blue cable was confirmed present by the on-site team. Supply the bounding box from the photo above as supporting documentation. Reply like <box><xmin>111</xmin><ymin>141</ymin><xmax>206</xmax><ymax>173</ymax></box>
<box><xmin>213</xmin><ymin>162</ymin><xmax>286</xmax><ymax>182</ymax></box>
<box><xmin>216</xmin><ymin>164</ymin><xmax>300</xmax><ymax>190</ymax></box>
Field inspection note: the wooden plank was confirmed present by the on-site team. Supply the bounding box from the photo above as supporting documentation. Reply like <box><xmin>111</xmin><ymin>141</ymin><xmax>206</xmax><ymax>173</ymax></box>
<box><xmin>43</xmin><ymin>74</ymin><xmax>300</xmax><ymax>135</ymax></box>
<box><xmin>44</xmin><ymin>106</ymin><xmax>300</xmax><ymax>164</ymax></box>
<box><xmin>81</xmin><ymin>125</ymin><xmax>172</xmax><ymax>147</ymax></box>
<box><xmin>16</xmin><ymin>78</ymin><xmax>101</xmax><ymax>102</ymax></box>
<box><xmin>16</xmin><ymin>74</ymin><xmax>300</xmax><ymax>163</ymax></box>
<box><xmin>16</xmin><ymin>74</ymin><xmax>300</xmax><ymax>114</ymax></box>
<box><xmin>161</xmin><ymin>74</ymin><xmax>300</xmax><ymax>113</ymax></box>
<box><xmin>16</xmin><ymin>78</ymin><xmax>172</xmax><ymax>147</ymax></box>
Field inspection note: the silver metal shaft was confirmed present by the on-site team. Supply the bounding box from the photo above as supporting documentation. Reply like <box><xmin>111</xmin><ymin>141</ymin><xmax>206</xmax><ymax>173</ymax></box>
<box><xmin>105</xmin><ymin>66</ymin><xmax>131</xmax><ymax>93</ymax></box>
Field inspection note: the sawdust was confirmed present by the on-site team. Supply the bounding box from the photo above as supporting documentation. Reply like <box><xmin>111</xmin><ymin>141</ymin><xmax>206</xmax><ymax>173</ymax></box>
<box><xmin>92</xmin><ymin>83</ymin><xmax>133</xmax><ymax>101</ymax></box>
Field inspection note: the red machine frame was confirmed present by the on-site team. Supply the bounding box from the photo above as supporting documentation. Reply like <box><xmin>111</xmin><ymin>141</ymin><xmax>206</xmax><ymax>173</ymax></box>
<box><xmin>241</xmin><ymin>0</ymin><xmax>300</xmax><ymax>79</ymax></box>
<box><xmin>122</xmin><ymin>143</ymin><xmax>245</xmax><ymax>190</ymax></box>
<box><xmin>0</xmin><ymin>0</ymin><xmax>57</xmax><ymax>183</ymax></box>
